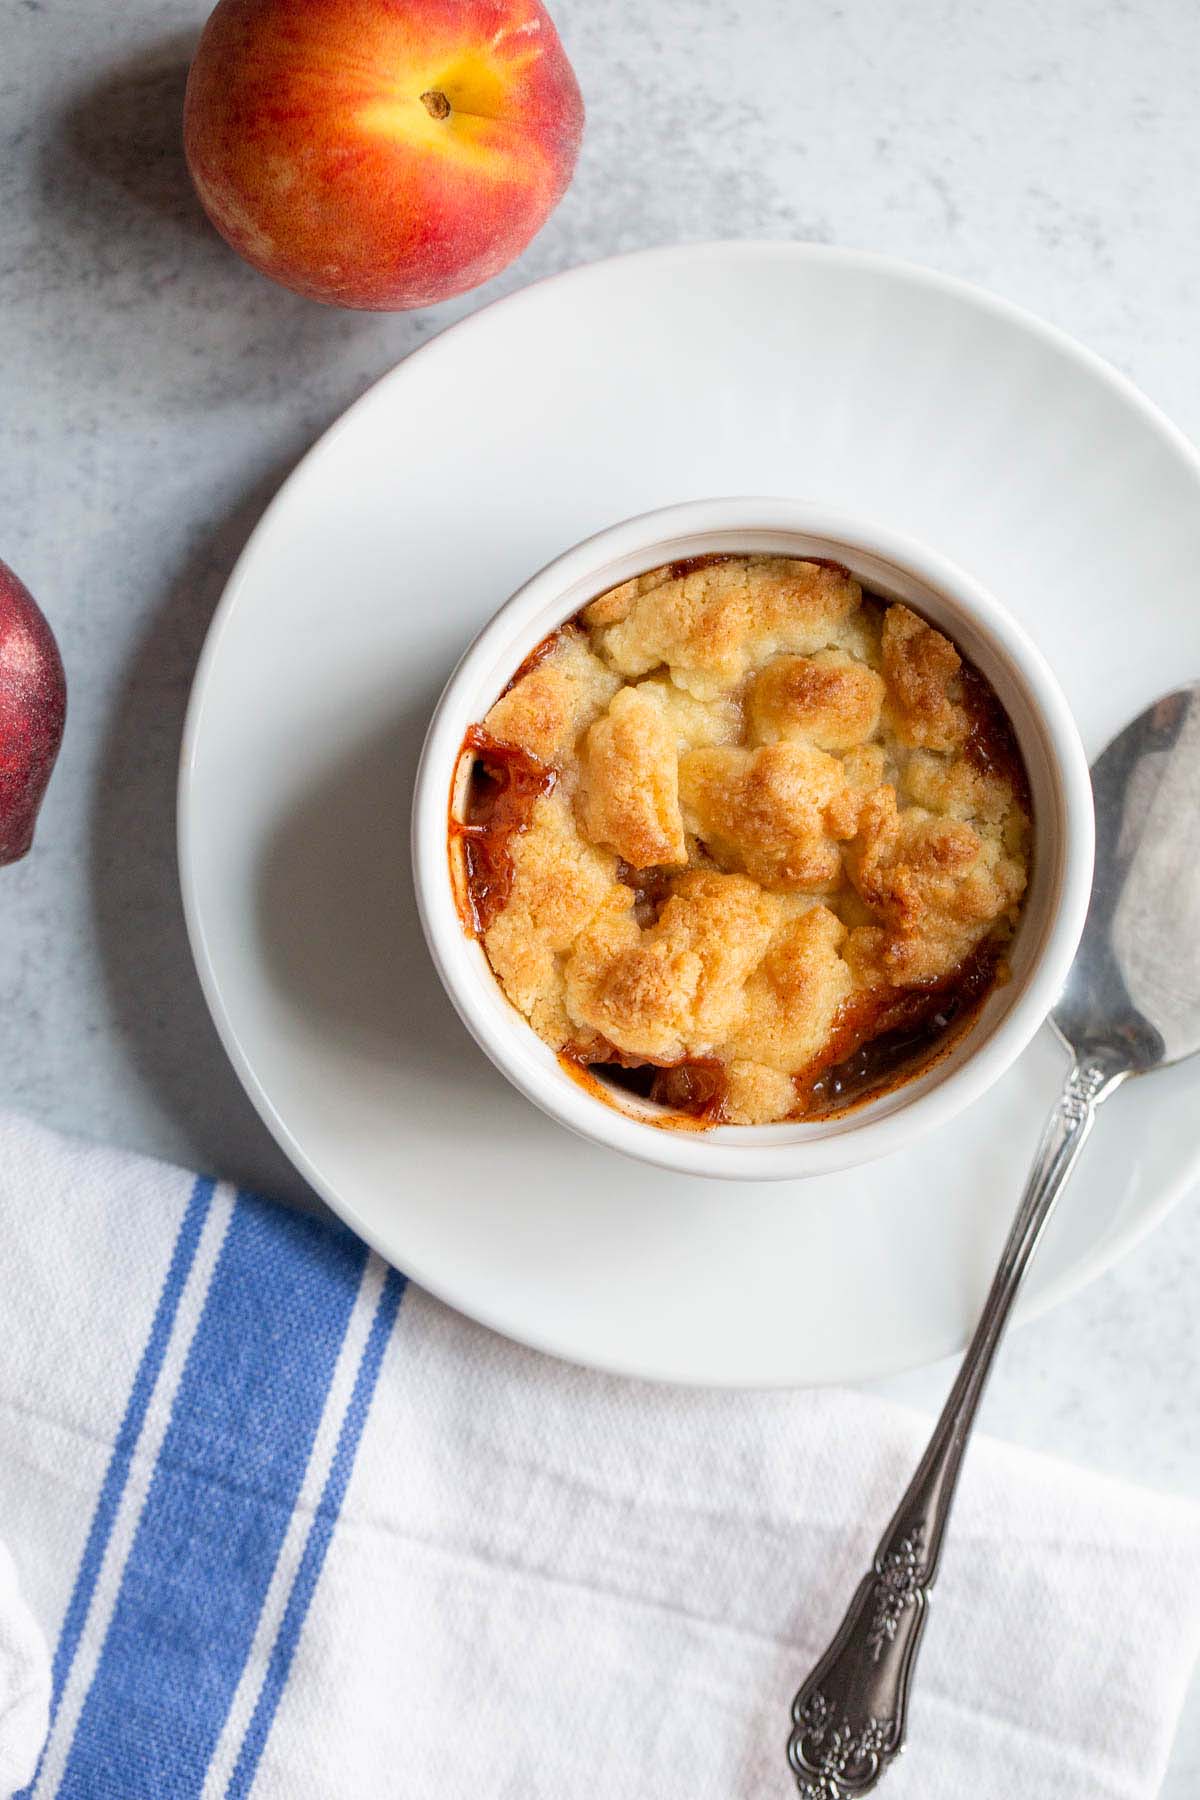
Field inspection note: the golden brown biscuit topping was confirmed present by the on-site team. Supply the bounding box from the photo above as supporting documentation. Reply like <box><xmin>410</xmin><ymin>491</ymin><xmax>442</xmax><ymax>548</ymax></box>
<box><xmin>452</xmin><ymin>556</ymin><xmax>1031</xmax><ymax>1125</ymax></box>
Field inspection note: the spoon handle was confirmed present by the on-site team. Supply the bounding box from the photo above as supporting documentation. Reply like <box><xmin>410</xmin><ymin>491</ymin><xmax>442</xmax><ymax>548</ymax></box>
<box><xmin>787</xmin><ymin>1050</ymin><xmax>1128</xmax><ymax>1797</ymax></box>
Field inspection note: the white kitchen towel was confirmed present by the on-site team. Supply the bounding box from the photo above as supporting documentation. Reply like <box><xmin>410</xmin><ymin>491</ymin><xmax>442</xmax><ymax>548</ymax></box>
<box><xmin>0</xmin><ymin>1544</ymin><xmax>48</xmax><ymax>1797</ymax></box>
<box><xmin>1</xmin><ymin>1108</ymin><xmax>1198</xmax><ymax>1800</ymax></box>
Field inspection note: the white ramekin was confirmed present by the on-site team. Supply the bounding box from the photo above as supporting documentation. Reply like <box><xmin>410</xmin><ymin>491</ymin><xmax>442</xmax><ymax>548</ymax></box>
<box><xmin>411</xmin><ymin>499</ymin><xmax>1094</xmax><ymax>1181</ymax></box>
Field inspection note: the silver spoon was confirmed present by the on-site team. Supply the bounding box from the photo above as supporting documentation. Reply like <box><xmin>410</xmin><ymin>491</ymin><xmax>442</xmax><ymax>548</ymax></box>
<box><xmin>788</xmin><ymin>683</ymin><xmax>1200</xmax><ymax>1798</ymax></box>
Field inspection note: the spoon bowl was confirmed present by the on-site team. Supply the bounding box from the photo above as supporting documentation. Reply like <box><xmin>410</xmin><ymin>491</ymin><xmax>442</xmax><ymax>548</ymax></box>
<box><xmin>1053</xmin><ymin>685</ymin><xmax>1200</xmax><ymax>1074</ymax></box>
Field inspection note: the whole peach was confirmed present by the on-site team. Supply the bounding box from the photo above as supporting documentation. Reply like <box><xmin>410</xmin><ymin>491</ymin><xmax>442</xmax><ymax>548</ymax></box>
<box><xmin>183</xmin><ymin>0</ymin><xmax>584</xmax><ymax>310</ymax></box>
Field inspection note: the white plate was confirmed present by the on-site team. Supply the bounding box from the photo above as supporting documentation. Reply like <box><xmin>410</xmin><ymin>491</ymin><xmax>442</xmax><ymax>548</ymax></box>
<box><xmin>179</xmin><ymin>242</ymin><xmax>1200</xmax><ymax>1388</ymax></box>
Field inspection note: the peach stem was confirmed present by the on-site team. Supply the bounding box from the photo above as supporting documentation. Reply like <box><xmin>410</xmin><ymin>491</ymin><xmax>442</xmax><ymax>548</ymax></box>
<box><xmin>420</xmin><ymin>90</ymin><xmax>451</xmax><ymax>120</ymax></box>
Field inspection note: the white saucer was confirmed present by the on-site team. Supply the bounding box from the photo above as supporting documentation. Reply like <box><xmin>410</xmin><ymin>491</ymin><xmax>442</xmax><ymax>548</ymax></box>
<box><xmin>179</xmin><ymin>242</ymin><xmax>1200</xmax><ymax>1388</ymax></box>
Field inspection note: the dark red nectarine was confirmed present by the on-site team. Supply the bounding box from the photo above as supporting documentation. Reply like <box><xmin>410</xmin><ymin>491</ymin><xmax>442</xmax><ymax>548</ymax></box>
<box><xmin>0</xmin><ymin>559</ymin><xmax>66</xmax><ymax>866</ymax></box>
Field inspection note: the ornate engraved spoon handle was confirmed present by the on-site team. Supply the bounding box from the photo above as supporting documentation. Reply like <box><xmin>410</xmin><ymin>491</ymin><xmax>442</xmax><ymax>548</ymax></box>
<box><xmin>787</xmin><ymin>1050</ymin><xmax>1128</xmax><ymax>1797</ymax></box>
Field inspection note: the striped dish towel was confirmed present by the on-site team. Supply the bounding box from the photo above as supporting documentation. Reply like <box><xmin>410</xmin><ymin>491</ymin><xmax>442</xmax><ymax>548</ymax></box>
<box><xmin>2</xmin><ymin>1109</ymin><xmax>1199</xmax><ymax>1800</ymax></box>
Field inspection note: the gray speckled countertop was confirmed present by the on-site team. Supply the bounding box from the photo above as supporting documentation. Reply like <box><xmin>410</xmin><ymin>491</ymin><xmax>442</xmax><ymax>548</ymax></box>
<box><xmin>4</xmin><ymin>0</ymin><xmax>1200</xmax><ymax>1788</ymax></box>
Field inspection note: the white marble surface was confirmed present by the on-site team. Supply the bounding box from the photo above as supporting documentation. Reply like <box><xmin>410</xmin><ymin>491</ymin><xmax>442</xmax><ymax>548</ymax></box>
<box><xmin>3</xmin><ymin>0</ymin><xmax>1200</xmax><ymax>1789</ymax></box>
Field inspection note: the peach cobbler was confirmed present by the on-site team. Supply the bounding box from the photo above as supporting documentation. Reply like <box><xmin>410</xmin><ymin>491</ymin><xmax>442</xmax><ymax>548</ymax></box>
<box><xmin>450</xmin><ymin>554</ymin><xmax>1031</xmax><ymax>1125</ymax></box>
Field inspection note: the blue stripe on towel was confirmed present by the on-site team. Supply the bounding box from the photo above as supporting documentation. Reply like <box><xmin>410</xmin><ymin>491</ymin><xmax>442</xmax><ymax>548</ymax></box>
<box><xmin>227</xmin><ymin>1264</ymin><xmax>407</xmax><ymax>1797</ymax></box>
<box><xmin>56</xmin><ymin>1192</ymin><xmax>367</xmax><ymax>1799</ymax></box>
<box><xmin>18</xmin><ymin>1175</ymin><xmax>215</xmax><ymax>1800</ymax></box>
